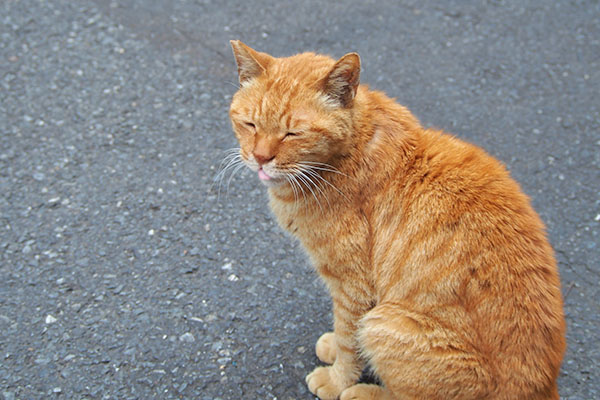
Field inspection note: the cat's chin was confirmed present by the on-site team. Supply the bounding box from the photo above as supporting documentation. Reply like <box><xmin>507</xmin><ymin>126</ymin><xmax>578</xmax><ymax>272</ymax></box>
<box><xmin>259</xmin><ymin>177</ymin><xmax>286</xmax><ymax>187</ymax></box>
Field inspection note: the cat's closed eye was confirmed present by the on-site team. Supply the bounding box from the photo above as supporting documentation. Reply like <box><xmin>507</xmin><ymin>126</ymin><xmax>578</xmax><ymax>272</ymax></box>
<box><xmin>244</xmin><ymin>121</ymin><xmax>256</xmax><ymax>129</ymax></box>
<box><xmin>284</xmin><ymin>131</ymin><xmax>300</xmax><ymax>139</ymax></box>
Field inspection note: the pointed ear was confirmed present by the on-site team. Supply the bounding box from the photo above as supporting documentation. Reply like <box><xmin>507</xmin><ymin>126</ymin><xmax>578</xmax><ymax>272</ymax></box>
<box><xmin>230</xmin><ymin>40</ymin><xmax>273</xmax><ymax>85</ymax></box>
<box><xmin>320</xmin><ymin>53</ymin><xmax>361</xmax><ymax>107</ymax></box>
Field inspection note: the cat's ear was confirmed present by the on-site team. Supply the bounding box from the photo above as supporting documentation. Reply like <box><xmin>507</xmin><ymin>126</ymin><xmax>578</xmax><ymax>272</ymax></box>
<box><xmin>230</xmin><ymin>40</ymin><xmax>273</xmax><ymax>85</ymax></box>
<box><xmin>320</xmin><ymin>53</ymin><xmax>361</xmax><ymax>107</ymax></box>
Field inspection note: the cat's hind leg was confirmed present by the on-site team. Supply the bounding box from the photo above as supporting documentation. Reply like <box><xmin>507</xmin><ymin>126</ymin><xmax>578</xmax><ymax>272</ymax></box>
<box><xmin>340</xmin><ymin>384</ymin><xmax>395</xmax><ymax>400</ymax></box>
<box><xmin>358</xmin><ymin>303</ymin><xmax>495</xmax><ymax>400</ymax></box>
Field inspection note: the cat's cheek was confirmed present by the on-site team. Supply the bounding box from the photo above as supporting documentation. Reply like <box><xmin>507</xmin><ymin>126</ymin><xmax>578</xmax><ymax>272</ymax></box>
<box><xmin>241</xmin><ymin>158</ymin><xmax>259</xmax><ymax>173</ymax></box>
<box><xmin>235</xmin><ymin>129</ymin><xmax>255</xmax><ymax>148</ymax></box>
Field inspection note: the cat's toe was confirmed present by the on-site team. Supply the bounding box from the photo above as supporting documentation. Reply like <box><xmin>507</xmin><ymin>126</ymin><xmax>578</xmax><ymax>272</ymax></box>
<box><xmin>340</xmin><ymin>384</ymin><xmax>391</xmax><ymax>400</ymax></box>
<box><xmin>306</xmin><ymin>366</ymin><xmax>345</xmax><ymax>400</ymax></box>
<box><xmin>315</xmin><ymin>332</ymin><xmax>337</xmax><ymax>364</ymax></box>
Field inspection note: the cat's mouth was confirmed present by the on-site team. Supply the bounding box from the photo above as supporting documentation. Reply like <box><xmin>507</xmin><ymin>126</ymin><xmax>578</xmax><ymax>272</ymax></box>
<box><xmin>257</xmin><ymin>167</ymin><xmax>285</xmax><ymax>187</ymax></box>
<box><xmin>258</xmin><ymin>167</ymin><xmax>272</xmax><ymax>181</ymax></box>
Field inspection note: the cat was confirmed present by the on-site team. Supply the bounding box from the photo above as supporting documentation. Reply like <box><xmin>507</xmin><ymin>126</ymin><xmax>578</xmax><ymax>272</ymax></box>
<box><xmin>227</xmin><ymin>40</ymin><xmax>566</xmax><ymax>400</ymax></box>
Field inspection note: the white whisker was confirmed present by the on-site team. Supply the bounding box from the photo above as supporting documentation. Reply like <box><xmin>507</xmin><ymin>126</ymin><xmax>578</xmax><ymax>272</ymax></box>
<box><xmin>301</xmin><ymin>165</ymin><xmax>350</xmax><ymax>202</ymax></box>
<box><xmin>216</xmin><ymin>154</ymin><xmax>241</xmax><ymax>175</ymax></box>
<box><xmin>293</xmin><ymin>173</ymin><xmax>307</xmax><ymax>204</ymax></box>
<box><xmin>214</xmin><ymin>155</ymin><xmax>242</xmax><ymax>184</ymax></box>
<box><xmin>293</xmin><ymin>168</ymin><xmax>324</xmax><ymax>214</ymax></box>
<box><xmin>215</xmin><ymin>148</ymin><xmax>242</xmax><ymax>175</ymax></box>
<box><xmin>214</xmin><ymin>147</ymin><xmax>245</xmax><ymax>200</ymax></box>
<box><xmin>297</xmin><ymin>161</ymin><xmax>351</xmax><ymax>178</ymax></box>
<box><xmin>296</xmin><ymin>166</ymin><xmax>332</xmax><ymax>210</ymax></box>
<box><xmin>282</xmin><ymin>166</ymin><xmax>307</xmax><ymax>205</ymax></box>
<box><xmin>219</xmin><ymin>147</ymin><xmax>242</xmax><ymax>160</ymax></box>
<box><xmin>283</xmin><ymin>173</ymin><xmax>300</xmax><ymax>210</ymax></box>
<box><xmin>225</xmin><ymin>162</ymin><xmax>246</xmax><ymax>195</ymax></box>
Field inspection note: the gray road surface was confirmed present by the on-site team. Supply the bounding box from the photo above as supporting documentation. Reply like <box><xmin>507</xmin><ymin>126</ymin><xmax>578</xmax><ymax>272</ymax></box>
<box><xmin>1</xmin><ymin>1</ymin><xmax>598</xmax><ymax>399</ymax></box>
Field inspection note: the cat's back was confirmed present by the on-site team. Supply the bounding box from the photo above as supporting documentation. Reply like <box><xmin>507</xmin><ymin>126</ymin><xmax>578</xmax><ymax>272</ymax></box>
<box><xmin>380</xmin><ymin>127</ymin><xmax>563</xmax><ymax>310</ymax></box>
<box><xmin>392</xmin><ymin>128</ymin><xmax>549</xmax><ymax>240</ymax></box>
<box><xmin>372</xmin><ymin>127</ymin><xmax>565</xmax><ymax>395</ymax></box>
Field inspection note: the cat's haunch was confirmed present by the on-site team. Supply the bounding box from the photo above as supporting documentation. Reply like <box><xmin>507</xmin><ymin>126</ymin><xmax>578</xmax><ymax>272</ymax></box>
<box><xmin>228</xmin><ymin>40</ymin><xmax>565</xmax><ymax>400</ymax></box>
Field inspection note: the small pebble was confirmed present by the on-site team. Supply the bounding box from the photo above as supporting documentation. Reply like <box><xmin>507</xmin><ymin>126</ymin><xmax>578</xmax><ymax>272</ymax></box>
<box><xmin>221</xmin><ymin>263</ymin><xmax>232</xmax><ymax>271</ymax></box>
<box><xmin>217</xmin><ymin>357</ymin><xmax>231</xmax><ymax>365</ymax></box>
<box><xmin>45</xmin><ymin>315</ymin><xmax>57</xmax><ymax>324</ymax></box>
<box><xmin>179</xmin><ymin>332</ymin><xmax>195</xmax><ymax>343</ymax></box>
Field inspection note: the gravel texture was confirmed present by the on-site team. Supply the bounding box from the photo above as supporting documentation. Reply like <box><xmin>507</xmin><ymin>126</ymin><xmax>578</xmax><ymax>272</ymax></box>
<box><xmin>0</xmin><ymin>0</ymin><xmax>598</xmax><ymax>399</ymax></box>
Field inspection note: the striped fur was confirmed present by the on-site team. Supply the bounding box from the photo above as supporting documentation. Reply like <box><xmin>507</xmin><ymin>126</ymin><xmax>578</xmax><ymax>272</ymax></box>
<box><xmin>228</xmin><ymin>41</ymin><xmax>565</xmax><ymax>400</ymax></box>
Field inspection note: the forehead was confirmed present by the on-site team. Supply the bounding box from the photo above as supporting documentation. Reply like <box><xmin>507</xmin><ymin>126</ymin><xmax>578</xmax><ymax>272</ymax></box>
<box><xmin>231</xmin><ymin>53</ymin><xmax>334</xmax><ymax>127</ymax></box>
<box><xmin>240</xmin><ymin>81</ymin><xmax>313</xmax><ymax>129</ymax></box>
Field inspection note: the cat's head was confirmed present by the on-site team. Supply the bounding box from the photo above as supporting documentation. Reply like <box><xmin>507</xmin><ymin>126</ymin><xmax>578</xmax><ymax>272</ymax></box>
<box><xmin>229</xmin><ymin>40</ymin><xmax>361</xmax><ymax>187</ymax></box>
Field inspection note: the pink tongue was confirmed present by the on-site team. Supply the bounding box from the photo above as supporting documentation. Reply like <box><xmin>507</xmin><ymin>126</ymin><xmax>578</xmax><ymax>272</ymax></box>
<box><xmin>258</xmin><ymin>168</ymin><xmax>271</xmax><ymax>181</ymax></box>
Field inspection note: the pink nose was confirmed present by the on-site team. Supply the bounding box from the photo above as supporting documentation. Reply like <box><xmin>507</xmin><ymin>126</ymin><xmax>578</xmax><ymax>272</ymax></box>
<box><xmin>254</xmin><ymin>152</ymin><xmax>274</xmax><ymax>165</ymax></box>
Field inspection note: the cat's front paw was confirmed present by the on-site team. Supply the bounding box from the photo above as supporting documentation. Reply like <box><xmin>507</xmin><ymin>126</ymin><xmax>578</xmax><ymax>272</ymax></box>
<box><xmin>315</xmin><ymin>332</ymin><xmax>337</xmax><ymax>364</ymax></box>
<box><xmin>306</xmin><ymin>366</ymin><xmax>348</xmax><ymax>400</ymax></box>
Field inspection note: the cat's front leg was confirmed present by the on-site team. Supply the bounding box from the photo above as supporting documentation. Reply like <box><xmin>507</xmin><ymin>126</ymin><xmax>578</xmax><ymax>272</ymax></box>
<box><xmin>307</xmin><ymin>298</ymin><xmax>365</xmax><ymax>399</ymax></box>
<box><xmin>315</xmin><ymin>332</ymin><xmax>337</xmax><ymax>364</ymax></box>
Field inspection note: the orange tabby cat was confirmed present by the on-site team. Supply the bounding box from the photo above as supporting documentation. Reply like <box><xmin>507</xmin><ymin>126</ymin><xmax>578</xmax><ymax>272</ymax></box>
<box><xmin>228</xmin><ymin>40</ymin><xmax>565</xmax><ymax>400</ymax></box>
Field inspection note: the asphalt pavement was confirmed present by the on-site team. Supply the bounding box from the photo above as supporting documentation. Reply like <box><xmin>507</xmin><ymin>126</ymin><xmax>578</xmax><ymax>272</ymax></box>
<box><xmin>1</xmin><ymin>1</ymin><xmax>598</xmax><ymax>399</ymax></box>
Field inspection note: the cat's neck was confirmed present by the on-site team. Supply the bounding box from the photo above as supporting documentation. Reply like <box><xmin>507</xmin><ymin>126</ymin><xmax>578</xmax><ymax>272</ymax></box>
<box><xmin>352</xmin><ymin>87</ymin><xmax>421</xmax><ymax>168</ymax></box>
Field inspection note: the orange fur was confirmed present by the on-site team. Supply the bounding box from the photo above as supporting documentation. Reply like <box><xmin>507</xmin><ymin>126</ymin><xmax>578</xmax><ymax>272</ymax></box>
<box><xmin>228</xmin><ymin>40</ymin><xmax>565</xmax><ymax>400</ymax></box>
